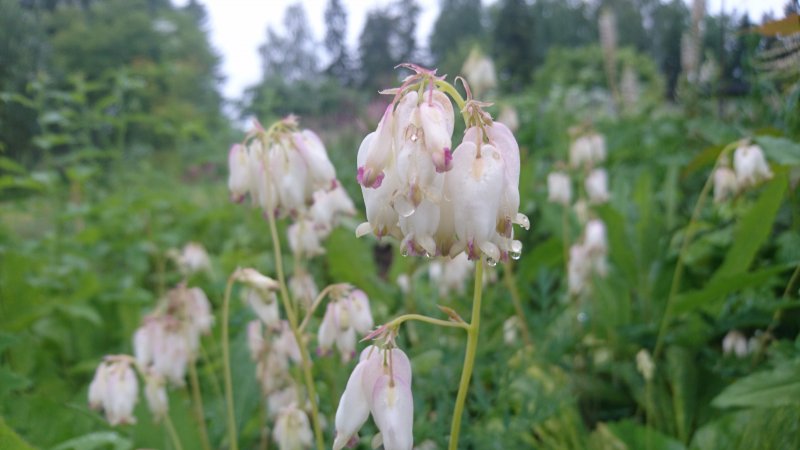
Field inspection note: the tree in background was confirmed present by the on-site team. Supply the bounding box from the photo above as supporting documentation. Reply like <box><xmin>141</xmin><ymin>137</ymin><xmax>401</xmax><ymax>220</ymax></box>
<box><xmin>429</xmin><ymin>0</ymin><xmax>485</xmax><ymax>78</ymax></box>
<box><xmin>650</xmin><ymin>0</ymin><xmax>690</xmax><ymax>98</ymax></box>
<box><xmin>491</xmin><ymin>0</ymin><xmax>537</xmax><ymax>92</ymax></box>
<box><xmin>260</xmin><ymin>3</ymin><xmax>319</xmax><ymax>83</ymax></box>
<box><xmin>358</xmin><ymin>1</ymin><xmax>420</xmax><ymax>92</ymax></box>
<box><xmin>324</xmin><ymin>0</ymin><xmax>353</xmax><ymax>86</ymax></box>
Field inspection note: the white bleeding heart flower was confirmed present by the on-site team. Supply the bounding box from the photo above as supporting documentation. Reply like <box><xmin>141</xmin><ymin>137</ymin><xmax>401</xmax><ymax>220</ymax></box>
<box><xmin>356</xmin><ymin>132</ymin><xmax>401</xmax><ymax>239</ymax></box>
<box><xmin>273</xmin><ymin>403</ymin><xmax>313</xmax><ymax>450</ymax></box>
<box><xmin>247</xmin><ymin>288</ymin><xmax>280</xmax><ymax>328</ymax></box>
<box><xmin>371</xmin><ymin>375</ymin><xmax>414</xmax><ymax>450</ymax></box>
<box><xmin>89</xmin><ymin>358</ymin><xmax>139</xmax><ymax>426</ymax></box>
<box><xmin>418</xmin><ymin>90</ymin><xmax>455</xmax><ymax>173</ymax></box>
<box><xmin>288</xmin><ymin>219</ymin><xmax>325</xmax><ymax>258</ymax></box>
<box><xmin>446</xmin><ymin>138</ymin><xmax>505</xmax><ymax>262</ymax></box>
<box><xmin>584</xmin><ymin>220</ymin><xmax>608</xmax><ymax>255</ymax></box>
<box><xmin>228</xmin><ymin>144</ymin><xmax>251</xmax><ymax>203</ymax></box>
<box><xmin>547</xmin><ymin>171</ymin><xmax>572</xmax><ymax>206</ymax></box>
<box><xmin>309</xmin><ymin>185</ymin><xmax>355</xmax><ymax>237</ymax></box>
<box><xmin>570</xmin><ymin>132</ymin><xmax>606</xmax><ymax>168</ymax></box>
<box><xmin>292</xmin><ymin>129</ymin><xmax>337</xmax><ymax>192</ymax></box>
<box><xmin>346</xmin><ymin>290</ymin><xmax>374</xmax><ymax>334</ymax></box>
<box><xmin>186</xmin><ymin>286</ymin><xmax>214</xmax><ymax>336</ymax></box>
<box><xmin>585</xmin><ymin>168</ymin><xmax>610</xmax><ymax>204</ymax></box>
<box><xmin>289</xmin><ymin>271</ymin><xmax>318</xmax><ymax>309</ymax></box>
<box><xmin>733</xmin><ymin>144</ymin><xmax>772</xmax><ymax>189</ymax></box>
<box><xmin>235</xmin><ymin>268</ymin><xmax>280</xmax><ymax>293</ymax></box>
<box><xmin>713</xmin><ymin>166</ymin><xmax>738</xmax><ymax>203</ymax></box>
<box><xmin>357</xmin><ymin>105</ymin><xmax>395</xmax><ymax>188</ymax></box>
<box><xmin>722</xmin><ymin>329</ymin><xmax>749</xmax><ymax>358</ymax></box>
<box><xmin>145</xmin><ymin>374</ymin><xmax>169</xmax><ymax>422</ymax></box>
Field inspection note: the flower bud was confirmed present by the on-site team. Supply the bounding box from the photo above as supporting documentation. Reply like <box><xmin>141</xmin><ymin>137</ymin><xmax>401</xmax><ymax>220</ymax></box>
<box><xmin>89</xmin><ymin>359</ymin><xmax>139</xmax><ymax>426</ymax></box>
<box><xmin>713</xmin><ymin>166</ymin><xmax>738</xmax><ymax>203</ymax></box>
<box><xmin>293</xmin><ymin>129</ymin><xmax>336</xmax><ymax>192</ymax></box>
<box><xmin>357</xmin><ymin>106</ymin><xmax>394</xmax><ymax>188</ymax></box>
<box><xmin>235</xmin><ymin>268</ymin><xmax>280</xmax><ymax>292</ymax></box>
<box><xmin>273</xmin><ymin>404</ymin><xmax>313</xmax><ymax>450</ymax></box>
<box><xmin>733</xmin><ymin>144</ymin><xmax>772</xmax><ymax>189</ymax></box>
<box><xmin>145</xmin><ymin>374</ymin><xmax>169</xmax><ymax>421</ymax></box>
<box><xmin>228</xmin><ymin>144</ymin><xmax>251</xmax><ymax>202</ymax></box>
<box><xmin>247</xmin><ymin>288</ymin><xmax>280</xmax><ymax>328</ymax></box>
<box><xmin>288</xmin><ymin>219</ymin><xmax>325</xmax><ymax>258</ymax></box>
<box><xmin>585</xmin><ymin>169</ymin><xmax>609</xmax><ymax>204</ymax></box>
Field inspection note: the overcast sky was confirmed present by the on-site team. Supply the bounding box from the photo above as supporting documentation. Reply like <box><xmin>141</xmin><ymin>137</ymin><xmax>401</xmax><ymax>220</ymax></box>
<box><xmin>174</xmin><ymin>0</ymin><xmax>790</xmax><ymax>103</ymax></box>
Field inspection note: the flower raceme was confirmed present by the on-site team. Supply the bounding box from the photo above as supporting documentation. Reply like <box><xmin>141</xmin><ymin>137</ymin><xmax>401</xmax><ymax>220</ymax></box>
<box><xmin>88</xmin><ymin>358</ymin><xmax>139</xmax><ymax>426</ymax></box>
<box><xmin>333</xmin><ymin>345</ymin><xmax>414</xmax><ymax>450</ymax></box>
<box><xmin>317</xmin><ymin>289</ymin><xmax>374</xmax><ymax>362</ymax></box>
<box><xmin>355</xmin><ymin>66</ymin><xmax>529</xmax><ymax>264</ymax></box>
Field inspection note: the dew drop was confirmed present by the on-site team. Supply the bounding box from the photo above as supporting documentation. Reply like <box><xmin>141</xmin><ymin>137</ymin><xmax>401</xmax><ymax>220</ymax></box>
<box><xmin>486</xmin><ymin>257</ymin><xmax>498</xmax><ymax>267</ymax></box>
<box><xmin>577</xmin><ymin>311</ymin><xmax>588</xmax><ymax>323</ymax></box>
<box><xmin>510</xmin><ymin>251</ymin><xmax>521</xmax><ymax>261</ymax></box>
<box><xmin>400</xmin><ymin>247</ymin><xmax>409</xmax><ymax>257</ymax></box>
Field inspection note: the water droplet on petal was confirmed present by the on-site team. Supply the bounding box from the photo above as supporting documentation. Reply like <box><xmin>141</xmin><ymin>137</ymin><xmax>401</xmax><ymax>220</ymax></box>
<box><xmin>486</xmin><ymin>257</ymin><xmax>497</xmax><ymax>267</ymax></box>
<box><xmin>401</xmin><ymin>247</ymin><xmax>409</xmax><ymax>257</ymax></box>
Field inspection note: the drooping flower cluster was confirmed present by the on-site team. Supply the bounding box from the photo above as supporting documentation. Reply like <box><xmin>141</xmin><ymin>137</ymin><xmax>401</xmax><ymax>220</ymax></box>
<box><xmin>548</xmin><ymin>128</ymin><xmax>611</xmax><ymax>295</ymax></box>
<box><xmin>227</xmin><ymin>116</ymin><xmax>355</xmax><ymax>256</ymax></box>
<box><xmin>89</xmin><ymin>243</ymin><xmax>217</xmax><ymax>427</ymax></box>
<box><xmin>88</xmin><ymin>357</ymin><xmax>139</xmax><ymax>426</ymax></box>
<box><xmin>355</xmin><ymin>66</ymin><xmax>529</xmax><ymax>264</ymax></box>
<box><xmin>133</xmin><ymin>284</ymin><xmax>214</xmax><ymax>387</ymax></box>
<box><xmin>713</xmin><ymin>143</ymin><xmax>773</xmax><ymax>203</ymax></box>
<box><xmin>334</xmin><ymin>345</ymin><xmax>414</xmax><ymax>450</ymax></box>
<box><xmin>318</xmin><ymin>288</ymin><xmax>374</xmax><ymax>362</ymax></box>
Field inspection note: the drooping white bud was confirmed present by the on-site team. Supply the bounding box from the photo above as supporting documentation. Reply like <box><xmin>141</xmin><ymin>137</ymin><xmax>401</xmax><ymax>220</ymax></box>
<box><xmin>89</xmin><ymin>359</ymin><xmax>139</xmax><ymax>426</ymax></box>
<box><xmin>289</xmin><ymin>271</ymin><xmax>318</xmax><ymax>309</ymax></box>
<box><xmin>722</xmin><ymin>330</ymin><xmax>749</xmax><ymax>358</ymax></box>
<box><xmin>145</xmin><ymin>374</ymin><xmax>169</xmax><ymax>421</ymax></box>
<box><xmin>357</xmin><ymin>106</ymin><xmax>394</xmax><ymax>188</ymax></box>
<box><xmin>247</xmin><ymin>288</ymin><xmax>280</xmax><ymax>328</ymax></box>
<box><xmin>585</xmin><ymin>169</ymin><xmax>610</xmax><ymax>204</ymax></box>
<box><xmin>273</xmin><ymin>404</ymin><xmax>313</xmax><ymax>450</ymax></box>
<box><xmin>288</xmin><ymin>219</ymin><xmax>325</xmax><ymax>258</ymax></box>
<box><xmin>292</xmin><ymin>129</ymin><xmax>337</xmax><ymax>192</ymax></box>
<box><xmin>228</xmin><ymin>144</ymin><xmax>251</xmax><ymax>203</ymax></box>
<box><xmin>733</xmin><ymin>144</ymin><xmax>772</xmax><ymax>189</ymax></box>
<box><xmin>235</xmin><ymin>268</ymin><xmax>280</xmax><ymax>292</ymax></box>
<box><xmin>713</xmin><ymin>166</ymin><xmax>738</xmax><ymax>203</ymax></box>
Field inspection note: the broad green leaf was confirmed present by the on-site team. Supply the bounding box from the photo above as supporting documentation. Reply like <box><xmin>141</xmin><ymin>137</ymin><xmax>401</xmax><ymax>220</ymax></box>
<box><xmin>666</xmin><ymin>346</ymin><xmax>697</xmax><ymax>443</ymax></box>
<box><xmin>597</xmin><ymin>205</ymin><xmax>638</xmax><ymax>283</ymax></box>
<box><xmin>0</xmin><ymin>418</ymin><xmax>35</xmax><ymax>450</ymax></box>
<box><xmin>712</xmin><ymin>172</ymin><xmax>787</xmax><ymax>280</ymax></box>
<box><xmin>51</xmin><ymin>432</ymin><xmax>133</xmax><ymax>450</ymax></box>
<box><xmin>755</xmin><ymin>136</ymin><xmax>800</xmax><ymax>166</ymax></box>
<box><xmin>713</xmin><ymin>364</ymin><xmax>800</xmax><ymax>409</ymax></box>
<box><xmin>673</xmin><ymin>264</ymin><xmax>791</xmax><ymax>314</ymax></box>
<box><xmin>518</xmin><ymin>236</ymin><xmax>562</xmax><ymax>281</ymax></box>
<box><xmin>594</xmin><ymin>420</ymin><xmax>686</xmax><ymax>450</ymax></box>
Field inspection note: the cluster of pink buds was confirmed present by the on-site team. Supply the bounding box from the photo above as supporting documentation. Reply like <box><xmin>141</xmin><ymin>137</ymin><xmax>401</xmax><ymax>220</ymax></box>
<box><xmin>355</xmin><ymin>65</ymin><xmax>528</xmax><ymax>264</ymax></box>
<box><xmin>713</xmin><ymin>142</ymin><xmax>773</xmax><ymax>203</ymax></box>
<box><xmin>318</xmin><ymin>287</ymin><xmax>374</xmax><ymax>362</ymax></box>
<box><xmin>228</xmin><ymin>116</ymin><xmax>355</xmax><ymax>245</ymax></box>
<box><xmin>334</xmin><ymin>345</ymin><xmax>414</xmax><ymax>450</ymax></box>
<box><xmin>133</xmin><ymin>284</ymin><xmax>214</xmax><ymax>386</ymax></box>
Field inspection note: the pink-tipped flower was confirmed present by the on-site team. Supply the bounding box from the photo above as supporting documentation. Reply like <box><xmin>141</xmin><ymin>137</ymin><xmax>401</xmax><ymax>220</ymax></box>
<box><xmin>418</xmin><ymin>90</ymin><xmax>455</xmax><ymax>173</ymax></box>
<box><xmin>584</xmin><ymin>220</ymin><xmax>608</xmax><ymax>255</ymax></box>
<box><xmin>356</xmin><ymin>132</ymin><xmax>401</xmax><ymax>239</ymax></box>
<box><xmin>186</xmin><ymin>287</ymin><xmax>214</xmax><ymax>336</ymax></box>
<box><xmin>228</xmin><ymin>144</ymin><xmax>251</xmax><ymax>202</ymax></box>
<box><xmin>357</xmin><ymin>106</ymin><xmax>395</xmax><ymax>188</ymax></box>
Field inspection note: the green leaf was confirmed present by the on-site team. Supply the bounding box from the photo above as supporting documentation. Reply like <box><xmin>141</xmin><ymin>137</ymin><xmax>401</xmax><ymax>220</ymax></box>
<box><xmin>0</xmin><ymin>418</ymin><xmax>36</xmax><ymax>450</ymax></box>
<box><xmin>51</xmin><ymin>432</ymin><xmax>133</xmax><ymax>450</ymax></box>
<box><xmin>518</xmin><ymin>236</ymin><xmax>562</xmax><ymax>281</ymax></box>
<box><xmin>713</xmin><ymin>364</ymin><xmax>800</xmax><ymax>409</ymax></box>
<box><xmin>597</xmin><ymin>205</ymin><xmax>638</xmax><ymax>283</ymax></box>
<box><xmin>0</xmin><ymin>157</ymin><xmax>25</xmax><ymax>175</ymax></box>
<box><xmin>712</xmin><ymin>172</ymin><xmax>787</xmax><ymax>280</ymax></box>
<box><xmin>754</xmin><ymin>135</ymin><xmax>800</xmax><ymax>166</ymax></box>
<box><xmin>673</xmin><ymin>264</ymin><xmax>792</xmax><ymax>314</ymax></box>
<box><xmin>595</xmin><ymin>420</ymin><xmax>687</xmax><ymax>450</ymax></box>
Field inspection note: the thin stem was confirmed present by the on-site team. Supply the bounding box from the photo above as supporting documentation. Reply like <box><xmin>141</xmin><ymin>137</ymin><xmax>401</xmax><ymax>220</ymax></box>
<box><xmin>433</xmin><ymin>80</ymin><xmax>469</xmax><ymax>124</ymax></box>
<box><xmin>653</xmin><ymin>142</ymin><xmax>736</xmax><ymax>358</ymax></box>
<box><xmin>188</xmin><ymin>361</ymin><xmax>212</xmax><ymax>450</ymax></box>
<box><xmin>503</xmin><ymin>263</ymin><xmax>532</xmax><ymax>346</ymax></box>
<box><xmin>562</xmin><ymin>204</ymin><xmax>570</xmax><ymax>275</ymax></box>
<box><xmin>164</xmin><ymin>415</ymin><xmax>185</xmax><ymax>450</ymax></box>
<box><xmin>448</xmin><ymin>258</ymin><xmax>484</xmax><ymax>450</ymax></box>
<box><xmin>384</xmin><ymin>313</ymin><xmax>469</xmax><ymax>331</ymax></box>
<box><xmin>298</xmin><ymin>283</ymin><xmax>341</xmax><ymax>333</ymax></box>
<box><xmin>221</xmin><ymin>274</ymin><xmax>239</xmax><ymax>450</ymax></box>
<box><xmin>265</xmin><ymin>210</ymin><xmax>325</xmax><ymax>450</ymax></box>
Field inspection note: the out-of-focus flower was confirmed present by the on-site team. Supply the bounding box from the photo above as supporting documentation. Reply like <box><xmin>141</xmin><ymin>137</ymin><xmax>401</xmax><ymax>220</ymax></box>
<box><xmin>247</xmin><ymin>288</ymin><xmax>280</xmax><ymax>328</ymax></box>
<box><xmin>567</xmin><ymin>220</ymin><xmax>609</xmax><ymax>295</ymax></box>
<box><xmin>713</xmin><ymin>166</ymin><xmax>738</xmax><ymax>203</ymax></box>
<box><xmin>570</xmin><ymin>132</ymin><xmax>606</xmax><ymax>169</ymax></box>
<box><xmin>247</xmin><ymin>320</ymin><xmax>266</xmax><ymax>360</ymax></box>
<box><xmin>288</xmin><ymin>219</ymin><xmax>326</xmax><ymax>258</ymax></box>
<box><xmin>428</xmin><ymin>253</ymin><xmax>473</xmax><ymax>297</ymax></box>
<box><xmin>733</xmin><ymin>144</ymin><xmax>772</xmax><ymax>189</ymax></box>
<box><xmin>228</xmin><ymin>144</ymin><xmax>251</xmax><ymax>203</ymax></box>
<box><xmin>289</xmin><ymin>271</ymin><xmax>319</xmax><ymax>309</ymax></box>
<box><xmin>585</xmin><ymin>169</ymin><xmax>610</xmax><ymax>204</ymax></box>
<box><xmin>497</xmin><ymin>104</ymin><xmax>519</xmax><ymax>132</ymax></box>
<box><xmin>144</xmin><ymin>374</ymin><xmax>168</xmax><ymax>421</ymax></box>
<box><xmin>273</xmin><ymin>403</ymin><xmax>313</xmax><ymax>450</ymax></box>
<box><xmin>168</xmin><ymin>242</ymin><xmax>212</xmax><ymax>276</ymax></box>
<box><xmin>461</xmin><ymin>47</ymin><xmax>497</xmax><ymax>97</ymax></box>
<box><xmin>722</xmin><ymin>330</ymin><xmax>749</xmax><ymax>358</ymax></box>
<box><xmin>547</xmin><ymin>171</ymin><xmax>572</xmax><ymax>206</ymax></box>
<box><xmin>503</xmin><ymin>316</ymin><xmax>520</xmax><ymax>345</ymax></box>
<box><xmin>268</xmin><ymin>385</ymin><xmax>299</xmax><ymax>418</ymax></box>
<box><xmin>318</xmin><ymin>289</ymin><xmax>374</xmax><ymax>362</ymax></box>
<box><xmin>88</xmin><ymin>358</ymin><xmax>139</xmax><ymax>426</ymax></box>
<box><xmin>636</xmin><ymin>349</ymin><xmax>655</xmax><ymax>381</ymax></box>
<box><xmin>309</xmin><ymin>185</ymin><xmax>356</xmax><ymax>237</ymax></box>
<box><xmin>235</xmin><ymin>268</ymin><xmax>280</xmax><ymax>293</ymax></box>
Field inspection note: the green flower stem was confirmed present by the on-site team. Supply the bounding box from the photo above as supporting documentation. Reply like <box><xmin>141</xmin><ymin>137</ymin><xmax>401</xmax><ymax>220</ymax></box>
<box><xmin>164</xmin><ymin>415</ymin><xmax>185</xmax><ymax>450</ymax></box>
<box><xmin>654</xmin><ymin>141</ymin><xmax>738</xmax><ymax>358</ymax></box>
<box><xmin>188</xmin><ymin>361</ymin><xmax>212</xmax><ymax>450</ymax></box>
<box><xmin>433</xmin><ymin>79</ymin><xmax>469</xmax><ymax>124</ymax></box>
<box><xmin>265</xmin><ymin>210</ymin><xmax>325</xmax><ymax>450</ymax></box>
<box><xmin>221</xmin><ymin>274</ymin><xmax>239</xmax><ymax>450</ymax></box>
<box><xmin>448</xmin><ymin>258</ymin><xmax>484</xmax><ymax>450</ymax></box>
<box><xmin>298</xmin><ymin>283</ymin><xmax>341</xmax><ymax>333</ymax></box>
<box><xmin>384</xmin><ymin>313</ymin><xmax>469</xmax><ymax>331</ymax></box>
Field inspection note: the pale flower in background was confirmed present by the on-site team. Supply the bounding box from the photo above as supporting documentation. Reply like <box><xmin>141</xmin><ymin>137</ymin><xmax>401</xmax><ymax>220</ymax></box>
<box><xmin>461</xmin><ymin>47</ymin><xmax>497</xmax><ymax>97</ymax></box>
<box><xmin>289</xmin><ymin>270</ymin><xmax>319</xmax><ymax>309</ymax></box>
<box><xmin>88</xmin><ymin>358</ymin><xmax>139</xmax><ymax>426</ymax></box>
<box><xmin>497</xmin><ymin>104</ymin><xmax>519</xmax><ymax>132</ymax></box>
<box><xmin>503</xmin><ymin>316</ymin><xmax>520</xmax><ymax>344</ymax></box>
<box><xmin>636</xmin><ymin>349</ymin><xmax>655</xmax><ymax>381</ymax></box>
<box><xmin>547</xmin><ymin>171</ymin><xmax>572</xmax><ymax>206</ymax></box>
<box><xmin>144</xmin><ymin>374</ymin><xmax>168</xmax><ymax>421</ymax></box>
<box><xmin>570</xmin><ymin>132</ymin><xmax>606</xmax><ymax>168</ymax></box>
<box><xmin>247</xmin><ymin>287</ymin><xmax>280</xmax><ymax>328</ymax></box>
<box><xmin>733</xmin><ymin>144</ymin><xmax>772</xmax><ymax>189</ymax></box>
<box><xmin>713</xmin><ymin>166</ymin><xmax>738</xmax><ymax>203</ymax></box>
<box><xmin>168</xmin><ymin>242</ymin><xmax>212</xmax><ymax>276</ymax></box>
<box><xmin>722</xmin><ymin>330</ymin><xmax>749</xmax><ymax>358</ymax></box>
<box><xmin>585</xmin><ymin>169</ymin><xmax>610</xmax><ymax>204</ymax></box>
<box><xmin>288</xmin><ymin>219</ymin><xmax>326</xmax><ymax>258</ymax></box>
<box><xmin>273</xmin><ymin>404</ymin><xmax>313</xmax><ymax>450</ymax></box>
